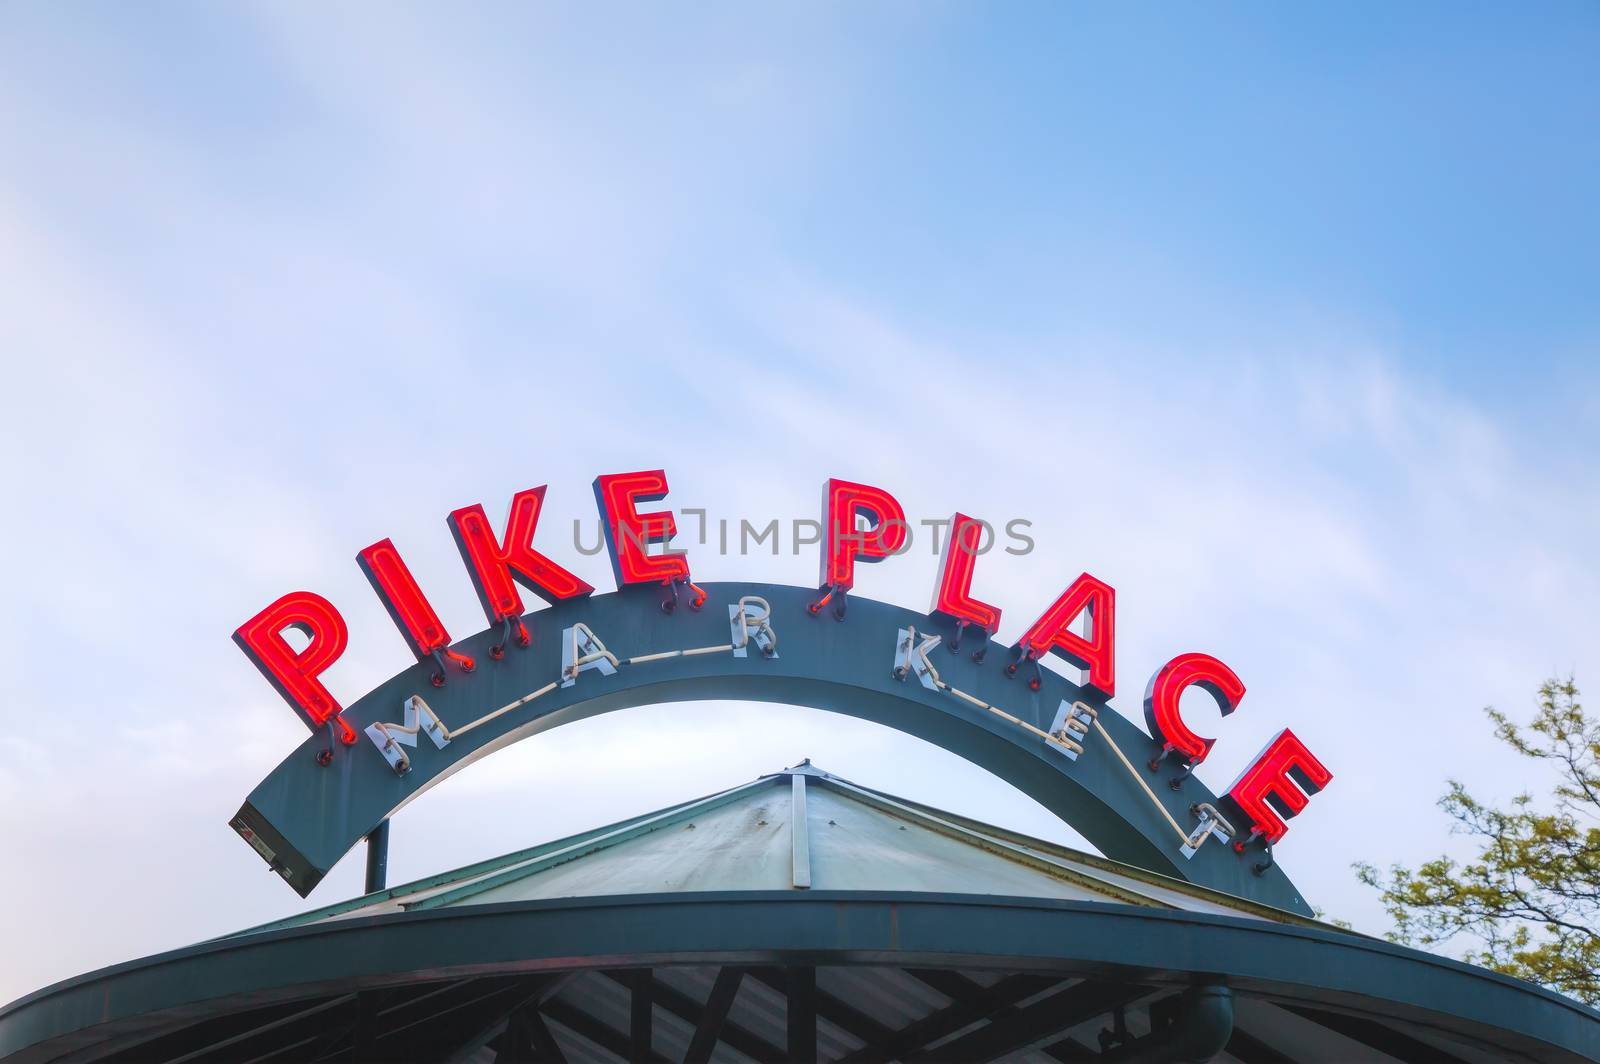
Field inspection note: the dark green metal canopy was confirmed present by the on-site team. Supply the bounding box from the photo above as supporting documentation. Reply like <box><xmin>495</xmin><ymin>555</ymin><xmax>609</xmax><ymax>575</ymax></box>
<box><xmin>5</xmin><ymin>764</ymin><xmax>1597</xmax><ymax>1062</ymax></box>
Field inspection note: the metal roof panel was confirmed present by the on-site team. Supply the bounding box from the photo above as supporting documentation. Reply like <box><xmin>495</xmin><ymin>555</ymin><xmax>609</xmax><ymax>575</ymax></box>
<box><xmin>244</xmin><ymin>762</ymin><xmax>1330</xmax><ymax>933</ymax></box>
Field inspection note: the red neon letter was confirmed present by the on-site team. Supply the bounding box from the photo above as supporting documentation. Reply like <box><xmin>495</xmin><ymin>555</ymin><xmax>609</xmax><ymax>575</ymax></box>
<box><xmin>930</xmin><ymin>513</ymin><xmax>1001</xmax><ymax>633</ymax></box>
<box><xmin>449</xmin><ymin>486</ymin><xmax>594</xmax><ymax>625</ymax></box>
<box><xmin>1016</xmin><ymin>573</ymin><xmax>1116</xmax><ymax>698</ymax></box>
<box><xmin>820</xmin><ymin>478</ymin><xmax>907</xmax><ymax>591</ymax></box>
<box><xmin>592</xmin><ymin>470</ymin><xmax>690</xmax><ymax>587</ymax></box>
<box><xmin>357</xmin><ymin>538</ymin><xmax>455</xmax><ymax>661</ymax></box>
<box><xmin>232</xmin><ymin>591</ymin><xmax>354</xmax><ymax>742</ymax></box>
<box><xmin>1142</xmin><ymin>653</ymin><xmax>1245</xmax><ymax>765</ymax></box>
<box><xmin>1227</xmin><ymin>729</ymin><xmax>1333</xmax><ymax>844</ymax></box>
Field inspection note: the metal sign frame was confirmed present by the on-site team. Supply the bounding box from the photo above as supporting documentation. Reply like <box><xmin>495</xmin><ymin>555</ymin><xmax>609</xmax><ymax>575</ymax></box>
<box><xmin>234</xmin><ymin>582</ymin><xmax>1313</xmax><ymax>914</ymax></box>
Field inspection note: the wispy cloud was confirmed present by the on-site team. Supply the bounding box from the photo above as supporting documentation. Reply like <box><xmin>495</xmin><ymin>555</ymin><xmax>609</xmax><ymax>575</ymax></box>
<box><xmin>1</xmin><ymin>2</ymin><xmax>1596</xmax><ymax>1004</ymax></box>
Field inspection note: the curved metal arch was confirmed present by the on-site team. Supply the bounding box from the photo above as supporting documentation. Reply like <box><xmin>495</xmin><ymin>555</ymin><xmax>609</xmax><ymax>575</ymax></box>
<box><xmin>234</xmin><ymin>582</ymin><xmax>1308</xmax><ymax>911</ymax></box>
<box><xmin>3</xmin><ymin>895</ymin><xmax>1596</xmax><ymax>1063</ymax></box>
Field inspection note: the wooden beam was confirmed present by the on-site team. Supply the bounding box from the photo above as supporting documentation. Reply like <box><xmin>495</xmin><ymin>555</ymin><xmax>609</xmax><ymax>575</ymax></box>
<box><xmin>496</xmin><ymin>1006</ymin><xmax>566</xmax><ymax>1063</ymax></box>
<box><xmin>685</xmin><ymin>967</ymin><xmax>748</xmax><ymax>1064</ymax></box>
<box><xmin>603</xmin><ymin>970</ymin><xmax>781</xmax><ymax>1063</ymax></box>
<box><xmin>543</xmin><ymin>1001</ymin><xmax>669</xmax><ymax>1064</ymax></box>
<box><xmin>1223</xmin><ymin>1027</ymin><xmax>1296</xmax><ymax>1064</ymax></box>
<box><xmin>352</xmin><ymin>990</ymin><xmax>381</xmax><ymax>1062</ymax></box>
<box><xmin>749</xmin><ymin>969</ymin><xmax>896</xmax><ymax>1050</ymax></box>
<box><xmin>381</xmin><ymin>980</ymin><xmax>528</xmax><ymax>1040</ymax></box>
<box><xmin>1041</xmin><ymin>1037</ymin><xmax>1097</xmax><ymax>1061</ymax></box>
<box><xmin>904</xmin><ymin>968</ymin><xmax>991</xmax><ymax>1001</ymax></box>
<box><xmin>526</xmin><ymin>1010</ymin><xmax>566</xmax><ymax>1062</ymax></box>
<box><xmin>787</xmin><ymin>967</ymin><xmax>817</xmax><ymax>1063</ymax></box>
<box><xmin>837</xmin><ymin>973</ymin><xmax>1060</xmax><ymax>1064</ymax></box>
<box><xmin>494</xmin><ymin>1010</ymin><xmax>533</xmax><ymax>1064</ymax></box>
<box><xmin>448</xmin><ymin>975</ymin><xmax>574</xmax><ymax>1063</ymax></box>
<box><xmin>123</xmin><ymin>994</ymin><xmax>354</xmax><ymax>1064</ymax></box>
<box><xmin>1285</xmin><ymin>1005</ymin><xmax>1472</xmax><ymax>1064</ymax></box>
<box><xmin>387</xmin><ymin>981</ymin><xmax>551</xmax><ymax>1061</ymax></box>
<box><xmin>904</xmin><ymin>980</ymin><xmax>1145</xmax><ymax>1062</ymax></box>
<box><xmin>628</xmin><ymin>969</ymin><xmax>653</xmax><ymax>1064</ymax></box>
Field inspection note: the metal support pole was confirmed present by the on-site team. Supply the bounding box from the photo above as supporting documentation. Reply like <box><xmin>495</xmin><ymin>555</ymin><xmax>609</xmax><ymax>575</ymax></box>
<box><xmin>365</xmin><ymin>818</ymin><xmax>390</xmax><ymax>894</ymax></box>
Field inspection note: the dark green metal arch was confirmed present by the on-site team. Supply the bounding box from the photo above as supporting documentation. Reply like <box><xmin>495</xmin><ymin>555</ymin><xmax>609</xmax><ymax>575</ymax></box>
<box><xmin>3</xmin><ymin>893</ymin><xmax>1596</xmax><ymax>1063</ymax></box>
<box><xmin>234</xmin><ymin>582</ymin><xmax>1309</xmax><ymax>911</ymax></box>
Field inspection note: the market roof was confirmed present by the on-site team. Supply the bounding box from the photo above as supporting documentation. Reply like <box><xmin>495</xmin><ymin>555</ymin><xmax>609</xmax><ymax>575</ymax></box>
<box><xmin>6</xmin><ymin>763</ymin><xmax>1598</xmax><ymax>1063</ymax></box>
<box><xmin>235</xmin><ymin>759</ymin><xmax>1318</xmax><ymax>937</ymax></box>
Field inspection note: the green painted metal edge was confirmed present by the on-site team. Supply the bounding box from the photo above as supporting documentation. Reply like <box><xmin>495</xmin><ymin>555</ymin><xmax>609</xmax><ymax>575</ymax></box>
<box><xmin>3</xmin><ymin>893</ymin><xmax>1596</xmax><ymax>1063</ymax></box>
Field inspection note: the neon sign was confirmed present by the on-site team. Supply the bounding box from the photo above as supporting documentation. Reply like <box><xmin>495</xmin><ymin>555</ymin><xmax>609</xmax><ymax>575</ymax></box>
<box><xmin>232</xmin><ymin>590</ymin><xmax>354</xmax><ymax>744</ymax></box>
<box><xmin>593</xmin><ymin>470</ymin><xmax>697</xmax><ymax>593</ymax></box>
<box><xmin>233</xmin><ymin>470</ymin><xmax>1333</xmax><ymax>898</ymax></box>
<box><xmin>448</xmin><ymin>485</ymin><xmax>593</xmax><ymax>660</ymax></box>
<box><xmin>929</xmin><ymin>512</ymin><xmax>1002</xmax><ymax>659</ymax></box>
<box><xmin>816</xmin><ymin>477</ymin><xmax>909</xmax><ymax>609</ymax></box>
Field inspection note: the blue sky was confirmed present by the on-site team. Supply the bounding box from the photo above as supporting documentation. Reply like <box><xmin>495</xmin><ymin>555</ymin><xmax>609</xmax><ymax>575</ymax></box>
<box><xmin>1</xmin><ymin>3</ymin><xmax>1598</xmax><ymax>1003</ymax></box>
